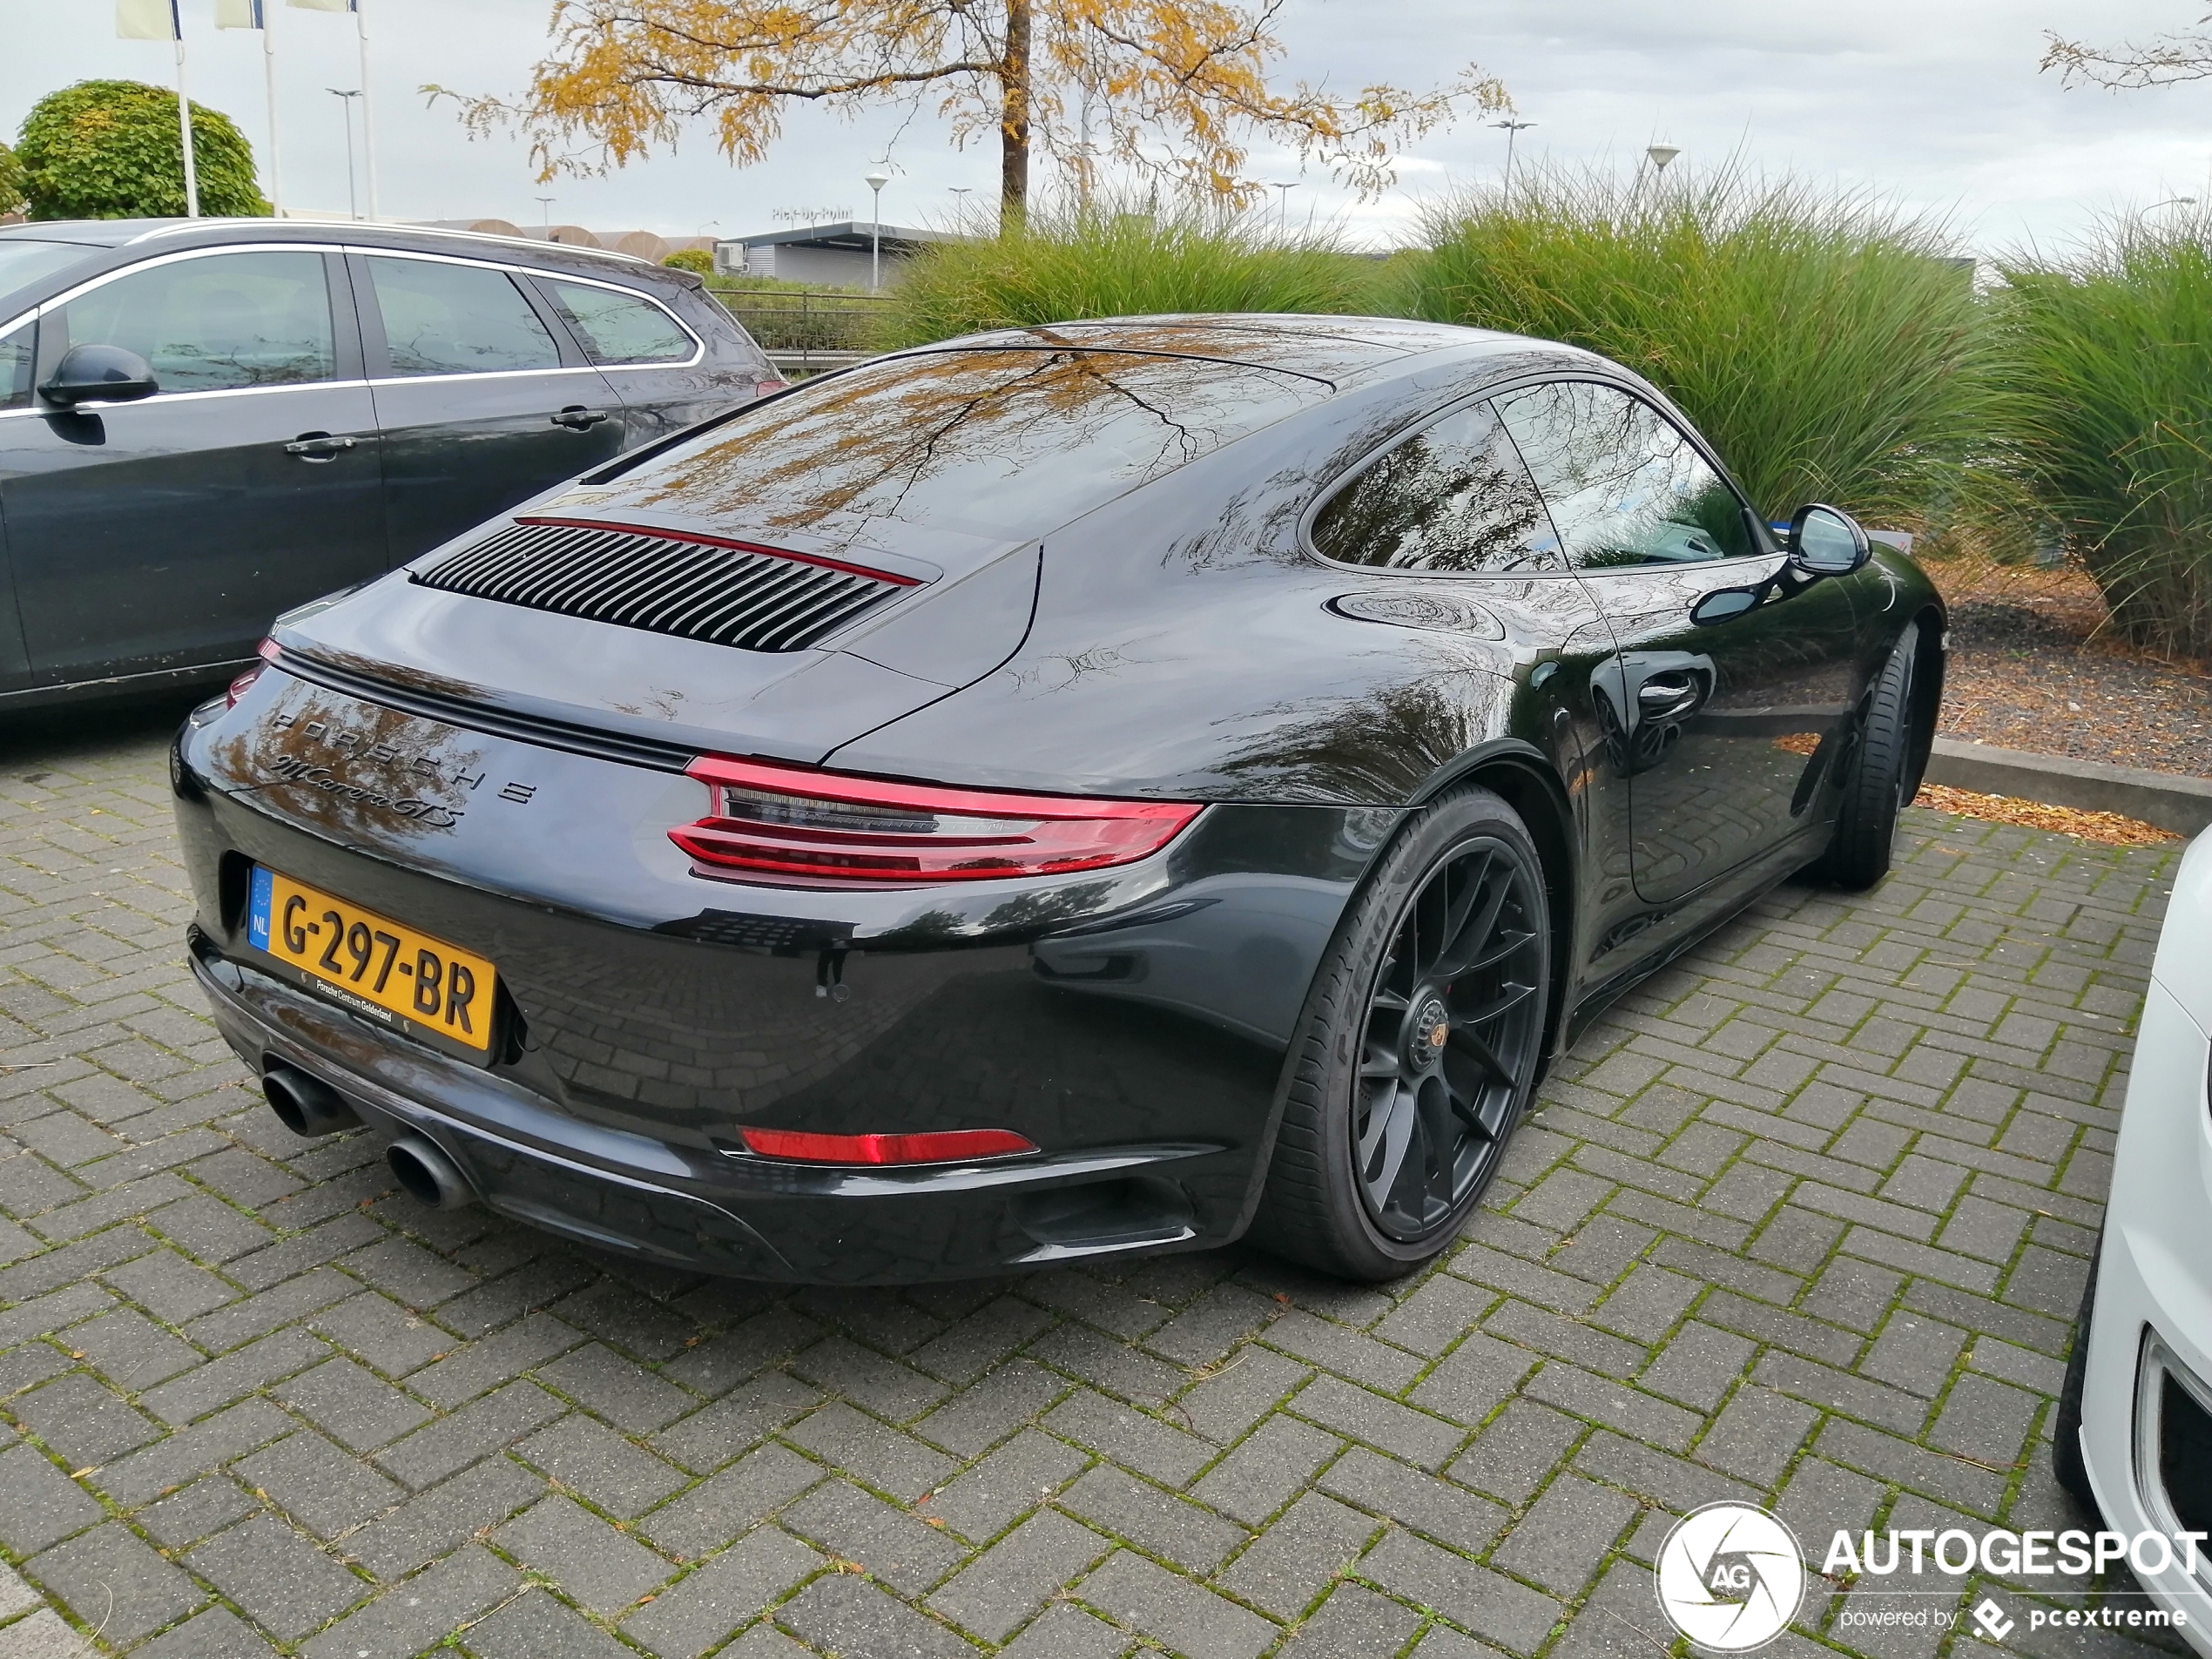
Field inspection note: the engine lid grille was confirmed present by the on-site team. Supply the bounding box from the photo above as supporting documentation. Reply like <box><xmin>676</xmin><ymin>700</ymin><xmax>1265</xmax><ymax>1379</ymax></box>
<box><xmin>413</xmin><ymin>516</ymin><xmax>918</xmax><ymax>653</ymax></box>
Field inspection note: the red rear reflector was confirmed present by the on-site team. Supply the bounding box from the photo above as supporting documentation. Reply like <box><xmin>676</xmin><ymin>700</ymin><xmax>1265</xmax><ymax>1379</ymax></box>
<box><xmin>738</xmin><ymin>1126</ymin><xmax>1036</xmax><ymax>1164</ymax></box>
<box><xmin>671</xmin><ymin>756</ymin><xmax>1201</xmax><ymax>883</ymax></box>
<box><xmin>754</xmin><ymin>379</ymin><xmax>789</xmax><ymax>397</ymax></box>
<box><xmin>226</xmin><ymin>665</ymin><xmax>263</xmax><ymax>708</ymax></box>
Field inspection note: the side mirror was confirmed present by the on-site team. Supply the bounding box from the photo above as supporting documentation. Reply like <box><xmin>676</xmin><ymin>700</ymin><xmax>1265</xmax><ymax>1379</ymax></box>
<box><xmin>1786</xmin><ymin>502</ymin><xmax>1871</xmax><ymax>577</ymax></box>
<box><xmin>40</xmin><ymin>344</ymin><xmax>158</xmax><ymax>408</ymax></box>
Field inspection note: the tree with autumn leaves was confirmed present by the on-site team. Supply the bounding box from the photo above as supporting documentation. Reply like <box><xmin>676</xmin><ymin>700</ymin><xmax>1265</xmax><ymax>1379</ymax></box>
<box><xmin>438</xmin><ymin>0</ymin><xmax>1507</xmax><ymax>224</ymax></box>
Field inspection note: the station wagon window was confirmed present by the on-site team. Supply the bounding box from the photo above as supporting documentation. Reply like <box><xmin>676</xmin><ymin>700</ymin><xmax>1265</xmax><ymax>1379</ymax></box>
<box><xmin>1312</xmin><ymin>398</ymin><xmax>1565</xmax><ymax>574</ymax></box>
<box><xmin>0</xmin><ymin>321</ymin><xmax>31</xmax><ymax>411</ymax></box>
<box><xmin>46</xmin><ymin>250</ymin><xmax>335</xmax><ymax>395</ymax></box>
<box><xmin>1494</xmin><ymin>381</ymin><xmax>1756</xmax><ymax>568</ymax></box>
<box><xmin>366</xmin><ymin>256</ymin><xmax>559</xmax><ymax>376</ymax></box>
<box><xmin>541</xmin><ymin>279</ymin><xmax>693</xmax><ymax>365</ymax></box>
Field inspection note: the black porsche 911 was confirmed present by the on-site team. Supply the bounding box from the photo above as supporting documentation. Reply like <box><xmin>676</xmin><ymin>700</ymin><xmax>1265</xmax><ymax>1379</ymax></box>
<box><xmin>172</xmin><ymin>314</ymin><xmax>1943</xmax><ymax>1284</ymax></box>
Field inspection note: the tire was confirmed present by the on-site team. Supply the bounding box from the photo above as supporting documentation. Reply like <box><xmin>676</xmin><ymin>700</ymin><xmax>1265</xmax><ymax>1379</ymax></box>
<box><xmin>1816</xmin><ymin>620</ymin><xmax>1920</xmax><ymax>890</ymax></box>
<box><xmin>1251</xmin><ymin>786</ymin><xmax>1552</xmax><ymax>1282</ymax></box>
<box><xmin>2053</xmin><ymin>1234</ymin><xmax>2101</xmax><ymax>1516</ymax></box>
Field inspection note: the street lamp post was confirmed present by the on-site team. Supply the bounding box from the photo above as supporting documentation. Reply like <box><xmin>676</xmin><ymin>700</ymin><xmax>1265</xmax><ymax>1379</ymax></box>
<box><xmin>1492</xmin><ymin>119</ymin><xmax>1535</xmax><ymax>208</ymax></box>
<box><xmin>2146</xmin><ymin>195</ymin><xmax>2198</xmax><ymax>213</ymax></box>
<box><xmin>865</xmin><ymin>167</ymin><xmax>892</xmax><ymax>291</ymax></box>
<box><xmin>1270</xmin><ymin>181</ymin><xmax>1299</xmax><ymax>234</ymax></box>
<box><xmin>949</xmin><ymin>185</ymin><xmax>974</xmax><ymax>223</ymax></box>
<box><xmin>1646</xmin><ymin>144</ymin><xmax>1681</xmax><ymax>176</ymax></box>
<box><xmin>327</xmin><ymin>88</ymin><xmax>361</xmax><ymax>219</ymax></box>
<box><xmin>536</xmin><ymin>196</ymin><xmax>556</xmax><ymax>232</ymax></box>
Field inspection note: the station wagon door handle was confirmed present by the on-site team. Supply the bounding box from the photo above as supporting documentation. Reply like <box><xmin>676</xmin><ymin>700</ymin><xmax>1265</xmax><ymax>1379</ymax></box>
<box><xmin>551</xmin><ymin>406</ymin><xmax>610</xmax><ymax>430</ymax></box>
<box><xmin>284</xmin><ymin>432</ymin><xmax>358</xmax><ymax>462</ymax></box>
<box><xmin>1636</xmin><ymin>674</ymin><xmax>1703</xmax><ymax>720</ymax></box>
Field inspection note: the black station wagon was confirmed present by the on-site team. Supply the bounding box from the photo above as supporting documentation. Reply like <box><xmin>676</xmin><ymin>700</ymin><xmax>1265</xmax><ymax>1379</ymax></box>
<box><xmin>0</xmin><ymin>218</ymin><xmax>778</xmax><ymax>709</ymax></box>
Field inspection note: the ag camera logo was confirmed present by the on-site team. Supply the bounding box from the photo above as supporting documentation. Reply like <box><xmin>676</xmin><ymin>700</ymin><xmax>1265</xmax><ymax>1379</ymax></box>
<box><xmin>1656</xmin><ymin>1502</ymin><xmax>1805</xmax><ymax>1651</ymax></box>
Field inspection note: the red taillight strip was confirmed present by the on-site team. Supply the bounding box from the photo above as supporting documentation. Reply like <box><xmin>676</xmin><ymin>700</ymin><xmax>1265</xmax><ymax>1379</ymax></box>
<box><xmin>738</xmin><ymin>1126</ymin><xmax>1037</xmax><ymax>1164</ymax></box>
<box><xmin>670</xmin><ymin>755</ymin><xmax>1204</xmax><ymax>883</ymax></box>
<box><xmin>511</xmin><ymin>516</ymin><xmax>922</xmax><ymax>587</ymax></box>
<box><xmin>686</xmin><ymin>755</ymin><xmax>1193</xmax><ymax>824</ymax></box>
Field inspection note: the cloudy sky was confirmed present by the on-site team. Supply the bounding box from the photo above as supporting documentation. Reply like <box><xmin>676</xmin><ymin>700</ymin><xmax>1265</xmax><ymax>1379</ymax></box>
<box><xmin>3</xmin><ymin>0</ymin><xmax>2210</xmax><ymax>253</ymax></box>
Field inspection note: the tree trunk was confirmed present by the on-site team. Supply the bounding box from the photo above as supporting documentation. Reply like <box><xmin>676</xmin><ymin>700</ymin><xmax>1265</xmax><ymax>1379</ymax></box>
<box><xmin>999</xmin><ymin>0</ymin><xmax>1030</xmax><ymax>227</ymax></box>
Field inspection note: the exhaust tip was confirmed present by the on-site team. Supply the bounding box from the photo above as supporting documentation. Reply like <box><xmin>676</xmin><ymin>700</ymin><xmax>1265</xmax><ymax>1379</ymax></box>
<box><xmin>262</xmin><ymin>1064</ymin><xmax>361</xmax><ymax>1137</ymax></box>
<box><xmin>387</xmin><ymin>1134</ymin><xmax>475</xmax><ymax>1210</ymax></box>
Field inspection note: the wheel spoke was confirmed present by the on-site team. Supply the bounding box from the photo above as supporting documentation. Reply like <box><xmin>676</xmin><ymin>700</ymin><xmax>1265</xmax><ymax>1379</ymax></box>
<box><xmin>1447</xmin><ymin>1022</ymin><xmax>1514</xmax><ymax>1087</ymax></box>
<box><xmin>1360</xmin><ymin>1084</ymin><xmax>1420</xmax><ymax>1206</ymax></box>
<box><xmin>1461</xmin><ymin>981</ymin><xmax>1537</xmax><ymax>1026</ymax></box>
<box><xmin>1456</xmin><ymin>927</ymin><xmax>1538</xmax><ymax>977</ymax></box>
<box><xmin>1436</xmin><ymin>865</ymin><xmax>1519</xmax><ymax>978</ymax></box>
<box><xmin>1439</xmin><ymin>849</ymin><xmax>1494</xmax><ymax>961</ymax></box>
<box><xmin>1357</xmin><ymin>1042</ymin><xmax>1400</xmax><ymax>1080</ymax></box>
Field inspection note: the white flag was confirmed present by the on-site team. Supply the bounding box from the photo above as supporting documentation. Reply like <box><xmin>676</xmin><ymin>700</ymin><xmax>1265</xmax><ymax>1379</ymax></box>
<box><xmin>215</xmin><ymin>0</ymin><xmax>266</xmax><ymax>27</ymax></box>
<box><xmin>287</xmin><ymin>0</ymin><xmax>357</xmax><ymax>10</ymax></box>
<box><xmin>116</xmin><ymin>0</ymin><xmax>179</xmax><ymax>39</ymax></box>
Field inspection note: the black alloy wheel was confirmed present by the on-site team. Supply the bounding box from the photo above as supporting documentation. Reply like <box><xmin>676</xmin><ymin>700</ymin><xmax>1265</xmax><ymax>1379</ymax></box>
<box><xmin>1354</xmin><ymin>837</ymin><xmax>1546</xmax><ymax>1239</ymax></box>
<box><xmin>1253</xmin><ymin>786</ymin><xmax>1553</xmax><ymax>1281</ymax></box>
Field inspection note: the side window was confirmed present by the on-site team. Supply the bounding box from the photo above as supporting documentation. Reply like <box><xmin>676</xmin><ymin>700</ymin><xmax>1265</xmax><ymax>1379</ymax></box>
<box><xmin>49</xmin><ymin>250</ymin><xmax>335</xmax><ymax>395</ymax></box>
<box><xmin>541</xmin><ymin>279</ymin><xmax>694</xmax><ymax>366</ymax></box>
<box><xmin>366</xmin><ymin>256</ymin><xmax>559</xmax><ymax>376</ymax></box>
<box><xmin>1494</xmin><ymin>381</ymin><xmax>1755</xmax><ymax>569</ymax></box>
<box><xmin>0</xmin><ymin>320</ymin><xmax>32</xmax><ymax>411</ymax></box>
<box><xmin>1312</xmin><ymin>398</ymin><xmax>1565</xmax><ymax>574</ymax></box>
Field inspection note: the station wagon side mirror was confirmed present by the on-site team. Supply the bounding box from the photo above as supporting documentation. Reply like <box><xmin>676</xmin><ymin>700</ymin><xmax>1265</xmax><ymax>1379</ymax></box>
<box><xmin>1785</xmin><ymin>502</ymin><xmax>1871</xmax><ymax>577</ymax></box>
<box><xmin>40</xmin><ymin>344</ymin><xmax>159</xmax><ymax>408</ymax></box>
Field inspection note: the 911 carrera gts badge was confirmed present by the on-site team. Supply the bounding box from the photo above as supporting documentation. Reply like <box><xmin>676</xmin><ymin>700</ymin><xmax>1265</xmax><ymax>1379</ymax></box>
<box><xmin>264</xmin><ymin>755</ymin><xmax>466</xmax><ymax>827</ymax></box>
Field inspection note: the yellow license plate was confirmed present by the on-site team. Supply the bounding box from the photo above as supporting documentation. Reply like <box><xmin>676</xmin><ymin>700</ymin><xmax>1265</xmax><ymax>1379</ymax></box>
<box><xmin>246</xmin><ymin>866</ymin><xmax>496</xmax><ymax>1051</ymax></box>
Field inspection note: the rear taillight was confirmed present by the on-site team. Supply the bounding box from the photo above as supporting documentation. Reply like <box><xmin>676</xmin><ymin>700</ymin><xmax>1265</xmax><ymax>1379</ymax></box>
<box><xmin>754</xmin><ymin>379</ymin><xmax>789</xmax><ymax>397</ymax></box>
<box><xmin>738</xmin><ymin>1126</ymin><xmax>1035</xmax><ymax>1164</ymax></box>
<box><xmin>226</xmin><ymin>639</ymin><xmax>280</xmax><ymax>708</ymax></box>
<box><xmin>669</xmin><ymin>756</ymin><xmax>1201</xmax><ymax>883</ymax></box>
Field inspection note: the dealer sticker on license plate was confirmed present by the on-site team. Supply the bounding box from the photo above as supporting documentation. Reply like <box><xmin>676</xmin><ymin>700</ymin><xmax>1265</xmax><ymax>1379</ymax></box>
<box><xmin>247</xmin><ymin>866</ymin><xmax>496</xmax><ymax>1051</ymax></box>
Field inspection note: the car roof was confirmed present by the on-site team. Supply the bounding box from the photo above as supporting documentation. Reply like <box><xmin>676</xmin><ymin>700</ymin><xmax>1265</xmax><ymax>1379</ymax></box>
<box><xmin>904</xmin><ymin>313</ymin><xmax>1557</xmax><ymax>385</ymax></box>
<box><xmin>0</xmin><ymin>218</ymin><xmax>675</xmax><ymax>282</ymax></box>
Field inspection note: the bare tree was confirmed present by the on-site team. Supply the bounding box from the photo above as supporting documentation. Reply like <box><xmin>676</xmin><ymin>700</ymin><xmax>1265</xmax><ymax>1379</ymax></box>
<box><xmin>2042</xmin><ymin>12</ymin><xmax>2212</xmax><ymax>88</ymax></box>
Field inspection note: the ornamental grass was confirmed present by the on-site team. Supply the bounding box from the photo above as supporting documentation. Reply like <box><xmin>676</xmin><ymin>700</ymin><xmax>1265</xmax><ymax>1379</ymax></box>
<box><xmin>1398</xmin><ymin>165</ymin><xmax>1998</xmax><ymax>527</ymax></box>
<box><xmin>1999</xmin><ymin>219</ymin><xmax>2212</xmax><ymax>660</ymax></box>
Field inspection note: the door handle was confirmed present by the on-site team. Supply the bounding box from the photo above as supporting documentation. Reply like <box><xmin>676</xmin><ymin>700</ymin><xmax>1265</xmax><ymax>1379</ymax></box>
<box><xmin>551</xmin><ymin>406</ymin><xmax>610</xmax><ymax>430</ymax></box>
<box><xmin>284</xmin><ymin>432</ymin><xmax>357</xmax><ymax>461</ymax></box>
<box><xmin>1637</xmin><ymin>675</ymin><xmax>1703</xmax><ymax>719</ymax></box>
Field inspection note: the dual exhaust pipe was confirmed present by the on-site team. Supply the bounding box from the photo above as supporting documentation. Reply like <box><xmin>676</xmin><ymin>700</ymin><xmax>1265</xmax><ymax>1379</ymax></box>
<box><xmin>261</xmin><ymin>1062</ymin><xmax>475</xmax><ymax>1210</ymax></box>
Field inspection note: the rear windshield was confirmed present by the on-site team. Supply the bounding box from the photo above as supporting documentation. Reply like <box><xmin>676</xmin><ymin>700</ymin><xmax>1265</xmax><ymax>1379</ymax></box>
<box><xmin>626</xmin><ymin>347</ymin><xmax>1333</xmax><ymax>543</ymax></box>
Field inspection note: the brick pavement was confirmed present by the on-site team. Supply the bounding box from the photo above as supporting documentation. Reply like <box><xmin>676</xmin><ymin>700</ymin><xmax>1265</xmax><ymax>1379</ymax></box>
<box><xmin>0</xmin><ymin>702</ymin><xmax>2182</xmax><ymax>1659</ymax></box>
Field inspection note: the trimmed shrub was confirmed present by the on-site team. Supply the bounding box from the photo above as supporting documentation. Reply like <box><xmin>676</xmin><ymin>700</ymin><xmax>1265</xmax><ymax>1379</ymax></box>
<box><xmin>2001</xmin><ymin>221</ymin><xmax>2212</xmax><ymax>658</ymax></box>
<box><xmin>18</xmin><ymin>79</ymin><xmax>267</xmax><ymax>220</ymax></box>
<box><xmin>1399</xmin><ymin>166</ymin><xmax>1995</xmax><ymax>526</ymax></box>
<box><xmin>662</xmin><ymin>246</ymin><xmax>714</xmax><ymax>274</ymax></box>
<box><xmin>880</xmin><ymin>206</ymin><xmax>1387</xmax><ymax>349</ymax></box>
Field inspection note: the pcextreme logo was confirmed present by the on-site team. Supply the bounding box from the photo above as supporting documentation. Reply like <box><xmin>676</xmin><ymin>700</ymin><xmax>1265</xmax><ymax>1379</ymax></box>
<box><xmin>1656</xmin><ymin>1504</ymin><xmax>1805</xmax><ymax>1651</ymax></box>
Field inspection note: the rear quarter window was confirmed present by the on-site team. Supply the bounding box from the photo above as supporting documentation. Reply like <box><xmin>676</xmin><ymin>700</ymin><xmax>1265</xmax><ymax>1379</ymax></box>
<box><xmin>627</xmin><ymin>347</ymin><xmax>1333</xmax><ymax>542</ymax></box>
<box><xmin>542</xmin><ymin>278</ymin><xmax>696</xmax><ymax>366</ymax></box>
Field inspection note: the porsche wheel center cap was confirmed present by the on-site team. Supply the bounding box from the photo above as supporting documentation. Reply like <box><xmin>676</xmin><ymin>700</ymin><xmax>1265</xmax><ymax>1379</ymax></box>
<box><xmin>1413</xmin><ymin>998</ymin><xmax>1450</xmax><ymax>1062</ymax></box>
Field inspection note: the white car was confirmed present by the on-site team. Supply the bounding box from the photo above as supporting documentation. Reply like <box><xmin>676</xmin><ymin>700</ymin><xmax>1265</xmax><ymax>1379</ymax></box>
<box><xmin>2059</xmin><ymin>826</ymin><xmax>2212</xmax><ymax>1649</ymax></box>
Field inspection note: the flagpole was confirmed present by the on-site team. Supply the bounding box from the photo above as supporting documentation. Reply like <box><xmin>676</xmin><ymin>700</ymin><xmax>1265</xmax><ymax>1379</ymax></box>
<box><xmin>354</xmin><ymin>0</ymin><xmax>379</xmax><ymax>220</ymax></box>
<box><xmin>173</xmin><ymin>1</ymin><xmax>200</xmax><ymax>218</ymax></box>
<box><xmin>262</xmin><ymin>3</ymin><xmax>283</xmax><ymax>216</ymax></box>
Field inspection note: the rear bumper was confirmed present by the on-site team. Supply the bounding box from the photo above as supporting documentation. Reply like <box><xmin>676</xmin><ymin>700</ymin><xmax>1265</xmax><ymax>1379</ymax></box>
<box><xmin>193</xmin><ymin>934</ymin><xmax>1250</xmax><ymax>1282</ymax></box>
<box><xmin>173</xmin><ymin>678</ymin><xmax>1392</xmax><ymax>1281</ymax></box>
